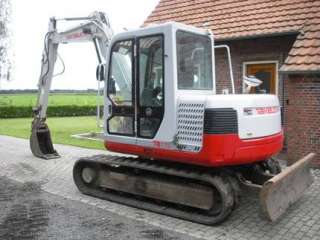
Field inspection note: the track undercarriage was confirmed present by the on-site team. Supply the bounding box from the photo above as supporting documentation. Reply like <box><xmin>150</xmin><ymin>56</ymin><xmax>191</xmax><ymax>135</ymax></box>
<box><xmin>74</xmin><ymin>155</ymin><xmax>237</xmax><ymax>225</ymax></box>
<box><xmin>73</xmin><ymin>154</ymin><xmax>314</xmax><ymax>225</ymax></box>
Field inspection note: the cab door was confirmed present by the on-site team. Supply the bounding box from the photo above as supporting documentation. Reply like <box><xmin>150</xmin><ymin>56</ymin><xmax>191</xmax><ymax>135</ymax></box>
<box><xmin>106</xmin><ymin>35</ymin><xmax>164</xmax><ymax>140</ymax></box>
<box><xmin>106</xmin><ymin>39</ymin><xmax>135</xmax><ymax>136</ymax></box>
<box><xmin>137</xmin><ymin>35</ymin><xmax>164</xmax><ymax>139</ymax></box>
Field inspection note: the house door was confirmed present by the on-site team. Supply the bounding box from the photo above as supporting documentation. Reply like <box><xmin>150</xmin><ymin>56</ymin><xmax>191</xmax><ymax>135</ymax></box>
<box><xmin>245</xmin><ymin>63</ymin><xmax>277</xmax><ymax>94</ymax></box>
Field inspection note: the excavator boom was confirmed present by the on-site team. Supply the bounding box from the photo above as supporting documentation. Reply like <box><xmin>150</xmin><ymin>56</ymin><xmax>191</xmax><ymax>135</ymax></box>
<box><xmin>30</xmin><ymin>12</ymin><xmax>113</xmax><ymax>159</ymax></box>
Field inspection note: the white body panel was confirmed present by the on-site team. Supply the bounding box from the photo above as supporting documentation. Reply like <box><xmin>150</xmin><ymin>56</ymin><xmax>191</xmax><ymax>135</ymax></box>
<box><xmin>177</xmin><ymin>93</ymin><xmax>281</xmax><ymax>140</ymax></box>
<box><xmin>204</xmin><ymin>94</ymin><xmax>281</xmax><ymax>139</ymax></box>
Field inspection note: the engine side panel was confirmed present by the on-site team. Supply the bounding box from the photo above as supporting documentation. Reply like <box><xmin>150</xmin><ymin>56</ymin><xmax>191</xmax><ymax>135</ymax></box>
<box><xmin>104</xmin><ymin>131</ymin><xmax>283</xmax><ymax>167</ymax></box>
<box><xmin>205</xmin><ymin>94</ymin><xmax>282</xmax><ymax>139</ymax></box>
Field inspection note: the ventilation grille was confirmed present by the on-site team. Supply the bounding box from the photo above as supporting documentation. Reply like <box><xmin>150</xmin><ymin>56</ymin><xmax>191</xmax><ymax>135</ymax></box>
<box><xmin>204</xmin><ymin>108</ymin><xmax>238</xmax><ymax>134</ymax></box>
<box><xmin>176</xmin><ymin>102</ymin><xmax>205</xmax><ymax>152</ymax></box>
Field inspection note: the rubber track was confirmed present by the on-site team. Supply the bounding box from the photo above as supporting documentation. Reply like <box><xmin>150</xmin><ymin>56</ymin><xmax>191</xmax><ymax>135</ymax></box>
<box><xmin>73</xmin><ymin>155</ymin><xmax>235</xmax><ymax>225</ymax></box>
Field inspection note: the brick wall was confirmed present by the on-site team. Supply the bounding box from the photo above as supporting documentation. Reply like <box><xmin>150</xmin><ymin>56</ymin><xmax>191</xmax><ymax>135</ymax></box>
<box><xmin>284</xmin><ymin>75</ymin><xmax>320</xmax><ymax>167</ymax></box>
<box><xmin>213</xmin><ymin>35</ymin><xmax>320</xmax><ymax>167</ymax></box>
<box><xmin>214</xmin><ymin>35</ymin><xmax>296</xmax><ymax>103</ymax></box>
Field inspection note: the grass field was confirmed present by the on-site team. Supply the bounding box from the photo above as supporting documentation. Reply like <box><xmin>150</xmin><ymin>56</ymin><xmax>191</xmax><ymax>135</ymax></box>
<box><xmin>0</xmin><ymin>116</ymin><xmax>105</xmax><ymax>150</ymax></box>
<box><xmin>0</xmin><ymin>93</ymin><xmax>102</xmax><ymax>107</ymax></box>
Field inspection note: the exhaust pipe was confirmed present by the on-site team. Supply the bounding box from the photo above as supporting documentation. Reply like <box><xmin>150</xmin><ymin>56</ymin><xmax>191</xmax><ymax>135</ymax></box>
<box><xmin>30</xmin><ymin>119</ymin><xmax>60</xmax><ymax>160</ymax></box>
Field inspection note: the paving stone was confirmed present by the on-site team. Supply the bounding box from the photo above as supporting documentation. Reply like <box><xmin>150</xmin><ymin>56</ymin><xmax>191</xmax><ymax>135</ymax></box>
<box><xmin>1</xmin><ymin>135</ymin><xmax>320</xmax><ymax>240</ymax></box>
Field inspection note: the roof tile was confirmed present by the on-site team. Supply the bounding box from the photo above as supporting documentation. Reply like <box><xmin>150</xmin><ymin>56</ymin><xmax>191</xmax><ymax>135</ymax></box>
<box><xmin>145</xmin><ymin>0</ymin><xmax>320</xmax><ymax>73</ymax></box>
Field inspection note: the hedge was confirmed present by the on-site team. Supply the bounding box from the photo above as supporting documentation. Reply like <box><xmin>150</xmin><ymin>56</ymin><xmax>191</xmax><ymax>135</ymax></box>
<box><xmin>0</xmin><ymin>105</ymin><xmax>102</xmax><ymax>118</ymax></box>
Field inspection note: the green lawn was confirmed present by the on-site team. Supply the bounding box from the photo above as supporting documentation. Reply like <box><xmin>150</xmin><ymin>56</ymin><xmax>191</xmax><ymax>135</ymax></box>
<box><xmin>0</xmin><ymin>116</ymin><xmax>105</xmax><ymax>150</ymax></box>
<box><xmin>0</xmin><ymin>93</ymin><xmax>102</xmax><ymax>107</ymax></box>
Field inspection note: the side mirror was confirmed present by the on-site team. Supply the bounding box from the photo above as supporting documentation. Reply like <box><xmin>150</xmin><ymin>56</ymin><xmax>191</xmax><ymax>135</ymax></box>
<box><xmin>96</xmin><ymin>64</ymin><xmax>106</xmax><ymax>81</ymax></box>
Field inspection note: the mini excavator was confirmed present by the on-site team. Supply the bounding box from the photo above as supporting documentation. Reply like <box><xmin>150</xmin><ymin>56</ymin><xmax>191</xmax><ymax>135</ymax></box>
<box><xmin>30</xmin><ymin>12</ymin><xmax>315</xmax><ymax>224</ymax></box>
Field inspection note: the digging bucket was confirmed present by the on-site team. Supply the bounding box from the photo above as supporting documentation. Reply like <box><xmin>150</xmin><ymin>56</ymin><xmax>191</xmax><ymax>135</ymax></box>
<box><xmin>30</xmin><ymin>119</ymin><xmax>60</xmax><ymax>160</ymax></box>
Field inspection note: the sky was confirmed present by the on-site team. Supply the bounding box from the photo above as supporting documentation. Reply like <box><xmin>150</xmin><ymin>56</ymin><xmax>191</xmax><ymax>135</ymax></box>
<box><xmin>1</xmin><ymin>0</ymin><xmax>160</xmax><ymax>90</ymax></box>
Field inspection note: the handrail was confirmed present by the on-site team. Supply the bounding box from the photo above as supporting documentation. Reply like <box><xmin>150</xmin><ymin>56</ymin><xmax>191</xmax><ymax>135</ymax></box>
<box><xmin>214</xmin><ymin>45</ymin><xmax>235</xmax><ymax>94</ymax></box>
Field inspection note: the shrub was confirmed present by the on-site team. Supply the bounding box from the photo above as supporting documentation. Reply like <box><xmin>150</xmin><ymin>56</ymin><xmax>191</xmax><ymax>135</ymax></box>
<box><xmin>0</xmin><ymin>105</ymin><xmax>102</xmax><ymax>118</ymax></box>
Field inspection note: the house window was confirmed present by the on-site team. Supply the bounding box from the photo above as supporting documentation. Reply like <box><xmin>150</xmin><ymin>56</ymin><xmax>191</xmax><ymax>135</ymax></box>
<box><xmin>244</xmin><ymin>62</ymin><xmax>278</xmax><ymax>94</ymax></box>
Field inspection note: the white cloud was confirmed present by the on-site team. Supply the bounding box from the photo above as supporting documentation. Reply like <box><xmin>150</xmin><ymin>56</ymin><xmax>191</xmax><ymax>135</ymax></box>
<box><xmin>2</xmin><ymin>0</ymin><xmax>159</xmax><ymax>89</ymax></box>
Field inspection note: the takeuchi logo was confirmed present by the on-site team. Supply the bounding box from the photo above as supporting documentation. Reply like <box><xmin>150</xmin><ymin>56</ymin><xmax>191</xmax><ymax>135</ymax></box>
<box><xmin>255</xmin><ymin>106</ymin><xmax>279</xmax><ymax>115</ymax></box>
<box><xmin>66</xmin><ymin>32</ymin><xmax>88</xmax><ymax>40</ymax></box>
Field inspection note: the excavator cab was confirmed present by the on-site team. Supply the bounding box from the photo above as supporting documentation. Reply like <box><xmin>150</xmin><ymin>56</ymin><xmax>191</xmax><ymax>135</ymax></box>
<box><xmin>104</xmin><ymin>23</ymin><xmax>216</xmax><ymax>146</ymax></box>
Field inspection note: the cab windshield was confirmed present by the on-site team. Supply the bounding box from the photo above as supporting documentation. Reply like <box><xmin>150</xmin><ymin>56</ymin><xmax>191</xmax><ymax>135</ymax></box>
<box><xmin>176</xmin><ymin>31</ymin><xmax>213</xmax><ymax>90</ymax></box>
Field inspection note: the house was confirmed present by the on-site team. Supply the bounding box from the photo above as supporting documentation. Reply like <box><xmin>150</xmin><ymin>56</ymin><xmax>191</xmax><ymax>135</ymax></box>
<box><xmin>144</xmin><ymin>0</ymin><xmax>320</xmax><ymax>166</ymax></box>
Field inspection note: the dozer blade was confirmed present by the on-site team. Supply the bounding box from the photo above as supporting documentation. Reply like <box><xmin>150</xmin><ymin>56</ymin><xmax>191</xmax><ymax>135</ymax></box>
<box><xmin>260</xmin><ymin>153</ymin><xmax>315</xmax><ymax>221</ymax></box>
<box><xmin>30</xmin><ymin>120</ymin><xmax>60</xmax><ymax>160</ymax></box>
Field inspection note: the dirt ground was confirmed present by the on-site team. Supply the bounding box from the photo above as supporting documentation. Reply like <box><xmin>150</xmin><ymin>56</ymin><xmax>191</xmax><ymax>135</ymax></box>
<box><xmin>0</xmin><ymin>176</ymin><xmax>200</xmax><ymax>240</ymax></box>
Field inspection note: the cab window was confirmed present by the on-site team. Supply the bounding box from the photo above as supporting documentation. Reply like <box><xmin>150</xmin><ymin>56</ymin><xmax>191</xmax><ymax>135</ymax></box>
<box><xmin>138</xmin><ymin>35</ymin><xmax>164</xmax><ymax>138</ymax></box>
<box><xmin>139</xmin><ymin>36</ymin><xmax>164</xmax><ymax>107</ymax></box>
<box><xmin>176</xmin><ymin>31</ymin><xmax>213</xmax><ymax>90</ymax></box>
<box><xmin>108</xmin><ymin>40</ymin><xmax>133</xmax><ymax>106</ymax></box>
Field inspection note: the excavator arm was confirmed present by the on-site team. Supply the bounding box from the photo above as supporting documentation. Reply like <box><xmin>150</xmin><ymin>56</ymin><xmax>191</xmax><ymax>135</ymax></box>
<box><xmin>30</xmin><ymin>11</ymin><xmax>113</xmax><ymax>159</ymax></box>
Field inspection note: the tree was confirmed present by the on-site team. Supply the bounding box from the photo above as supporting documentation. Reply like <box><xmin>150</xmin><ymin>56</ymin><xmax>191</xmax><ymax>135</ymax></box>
<box><xmin>0</xmin><ymin>0</ymin><xmax>12</xmax><ymax>88</ymax></box>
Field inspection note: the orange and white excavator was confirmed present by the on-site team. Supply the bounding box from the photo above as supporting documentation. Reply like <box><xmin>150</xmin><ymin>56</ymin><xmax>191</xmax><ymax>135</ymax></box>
<box><xmin>30</xmin><ymin>12</ymin><xmax>315</xmax><ymax>224</ymax></box>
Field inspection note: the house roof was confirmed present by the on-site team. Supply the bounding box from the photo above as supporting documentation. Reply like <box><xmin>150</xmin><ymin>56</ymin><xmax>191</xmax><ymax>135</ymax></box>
<box><xmin>280</xmin><ymin>17</ymin><xmax>320</xmax><ymax>73</ymax></box>
<box><xmin>144</xmin><ymin>0</ymin><xmax>320</xmax><ymax>73</ymax></box>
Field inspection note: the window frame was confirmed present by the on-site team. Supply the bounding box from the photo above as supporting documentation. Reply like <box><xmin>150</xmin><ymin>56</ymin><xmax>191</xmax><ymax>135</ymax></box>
<box><xmin>242</xmin><ymin>61</ymin><xmax>279</xmax><ymax>95</ymax></box>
